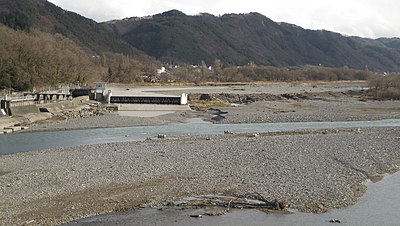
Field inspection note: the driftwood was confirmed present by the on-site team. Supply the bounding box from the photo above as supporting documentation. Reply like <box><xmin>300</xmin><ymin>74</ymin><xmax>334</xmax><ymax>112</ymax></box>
<box><xmin>174</xmin><ymin>193</ymin><xmax>288</xmax><ymax>213</ymax></box>
<box><xmin>240</xmin><ymin>192</ymin><xmax>288</xmax><ymax>210</ymax></box>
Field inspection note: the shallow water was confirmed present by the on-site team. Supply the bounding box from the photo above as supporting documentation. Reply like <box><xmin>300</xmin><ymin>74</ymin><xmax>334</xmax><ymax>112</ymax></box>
<box><xmin>1</xmin><ymin>119</ymin><xmax>400</xmax><ymax>155</ymax></box>
<box><xmin>65</xmin><ymin>172</ymin><xmax>400</xmax><ymax>226</ymax></box>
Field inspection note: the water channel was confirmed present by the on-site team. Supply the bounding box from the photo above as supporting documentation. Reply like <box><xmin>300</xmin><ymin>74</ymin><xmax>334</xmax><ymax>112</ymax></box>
<box><xmin>1</xmin><ymin>118</ymin><xmax>400</xmax><ymax>155</ymax></box>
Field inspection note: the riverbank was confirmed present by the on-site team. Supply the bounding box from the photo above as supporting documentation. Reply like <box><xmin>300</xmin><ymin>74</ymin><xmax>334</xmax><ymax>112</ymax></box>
<box><xmin>1</xmin><ymin>81</ymin><xmax>397</xmax><ymax>133</ymax></box>
<box><xmin>23</xmin><ymin>90</ymin><xmax>400</xmax><ymax>132</ymax></box>
<box><xmin>0</xmin><ymin>127</ymin><xmax>399</xmax><ymax>225</ymax></box>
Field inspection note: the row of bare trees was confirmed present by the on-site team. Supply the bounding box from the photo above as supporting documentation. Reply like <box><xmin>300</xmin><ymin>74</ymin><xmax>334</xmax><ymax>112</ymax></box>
<box><xmin>0</xmin><ymin>25</ymin><xmax>105</xmax><ymax>90</ymax></box>
<box><xmin>0</xmin><ymin>24</ymin><xmax>160</xmax><ymax>91</ymax></box>
<box><xmin>101</xmin><ymin>53</ymin><xmax>159</xmax><ymax>83</ymax></box>
<box><xmin>161</xmin><ymin>60</ymin><xmax>370</xmax><ymax>84</ymax></box>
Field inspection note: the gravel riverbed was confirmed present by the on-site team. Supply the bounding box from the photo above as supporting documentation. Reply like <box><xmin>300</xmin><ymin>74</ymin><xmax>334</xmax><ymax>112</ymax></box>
<box><xmin>1</xmin><ymin>127</ymin><xmax>399</xmax><ymax>225</ymax></box>
<box><xmin>1</xmin><ymin>82</ymin><xmax>400</xmax><ymax>225</ymax></box>
<box><xmin>208</xmin><ymin>92</ymin><xmax>400</xmax><ymax>124</ymax></box>
<box><xmin>24</xmin><ymin>95</ymin><xmax>400</xmax><ymax>132</ymax></box>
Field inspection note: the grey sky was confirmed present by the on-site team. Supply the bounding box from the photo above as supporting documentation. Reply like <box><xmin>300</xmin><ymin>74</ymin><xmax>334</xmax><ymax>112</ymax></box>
<box><xmin>47</xmin><ymin>0</ymin><xmax>400</xmax><ymax>39</ymax></box>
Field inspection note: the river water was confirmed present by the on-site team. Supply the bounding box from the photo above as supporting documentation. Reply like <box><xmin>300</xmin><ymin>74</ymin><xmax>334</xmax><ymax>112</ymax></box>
<box><xmin>1</xmin><ymin>118</ymin><xmax>400</xmax><ymax>155</ymax></box>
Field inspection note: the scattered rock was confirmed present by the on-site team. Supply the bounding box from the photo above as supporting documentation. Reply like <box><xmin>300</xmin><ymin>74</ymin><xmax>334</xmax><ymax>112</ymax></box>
<box><xmin>251</xmin><ymin>132</ymin><xmax>260</xmax><ymax>137</ymax></box>
<box><xmin>158</xmin><ymin>134</ymin><xmax>167</xmax><ymax>139</ymax></box>
<box><xmin>329</xmin><ymin>219</ymin><xmax>341</xmax><ymax>223</ymax></box>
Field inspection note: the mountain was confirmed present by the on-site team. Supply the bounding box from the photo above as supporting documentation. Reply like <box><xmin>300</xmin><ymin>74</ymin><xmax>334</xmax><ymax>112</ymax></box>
<box><xmin>0</xmin><ymin>0</ymin><xmax>139</xmax><ymax>55</ymax></box>
<box><xmin>2</xmin><ymin>1</ymin><xmax>398</xmax><ymax>73</ymax></box>
<box><xmin>105</xmin><ymin>10</ymin><xmax>400</xmax><ymax>72</ymax></box>
<box><xmin>376</xmin><ymin>38</ymin><xmax>400</xmax><ymax>49</ymax></box>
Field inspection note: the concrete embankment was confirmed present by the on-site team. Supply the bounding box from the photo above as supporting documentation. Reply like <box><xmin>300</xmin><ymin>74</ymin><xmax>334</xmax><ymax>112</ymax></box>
<box><xmin>8</xmin><ymin>105</ymin><xmax>40</xmax><ymax>116</ymax></box>
<box><xmin>0</xmin><ymin>96</ymin><xmax>94</xmax><ymax>133</ymax></box>
<box><xmin>0</xmin><ymin>117</ymin><xmax>18</xmax><ymax>132</ymax></box>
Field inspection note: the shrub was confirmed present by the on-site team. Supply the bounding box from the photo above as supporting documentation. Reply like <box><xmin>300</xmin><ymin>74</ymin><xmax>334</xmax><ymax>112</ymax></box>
<box><xmin>367</xmin><ymin>74</ymin><xmax>400</xmax><ymax>100</ymax></box>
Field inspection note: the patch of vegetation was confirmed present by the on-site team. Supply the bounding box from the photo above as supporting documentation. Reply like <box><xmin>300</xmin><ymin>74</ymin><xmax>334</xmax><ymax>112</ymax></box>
<box><xmin>367</xmin><ymin>75</ymin><xmax>400</xmax><ymax>100</ymax></box>
<box><xmin>189</xmin><ymin>99</ymin><xmax>230</xmax><ymax>111</ymax></box>
<box><xmin>164</xmin><ymin>64</ymin><xmax>370</xmax><ymax>84</ymax></box>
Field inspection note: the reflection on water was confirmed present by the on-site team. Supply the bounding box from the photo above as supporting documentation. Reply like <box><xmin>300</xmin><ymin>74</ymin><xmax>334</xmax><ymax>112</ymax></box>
<box><xmin>1</xmin><ymin>119</ymin><xmax>400</xmax><ymax>155</ymax></box>
<box><xmin>66</xmin><ymin>172</ymin><xmax>400</xmax><ymax>226</ymax></box>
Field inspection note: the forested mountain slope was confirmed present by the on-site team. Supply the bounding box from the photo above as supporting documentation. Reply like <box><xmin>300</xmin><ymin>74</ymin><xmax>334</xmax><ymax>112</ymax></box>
<box><xmin>106</xmin><ymin>10</ymin><xmax>400</xmax><ymax>72</ymax></box>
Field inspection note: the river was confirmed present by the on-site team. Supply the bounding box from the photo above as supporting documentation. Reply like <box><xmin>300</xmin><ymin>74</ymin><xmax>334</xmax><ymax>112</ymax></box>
<box><xmin>1</xmin><ymin>118</ymin><xmax>400</xmax><ymax>155</ymax></box>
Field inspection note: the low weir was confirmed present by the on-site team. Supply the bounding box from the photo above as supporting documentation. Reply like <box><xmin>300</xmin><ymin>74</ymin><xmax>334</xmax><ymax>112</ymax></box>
<box><xmin>110</xmin><ymin>93</ymin><xmax>188</xmax><ymax>105</ymax></box>
<box><xmin>111</xmin><ymin>96</ymin><xmax>181</xmax><ymax>105</ymax></box>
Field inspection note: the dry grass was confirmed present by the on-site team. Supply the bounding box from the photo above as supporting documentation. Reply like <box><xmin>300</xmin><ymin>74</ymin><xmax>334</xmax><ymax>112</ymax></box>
<box><xmin>189</xmin><ymin>99</ymin><xmax>230</xmax><ymax>110</ymax></box>
<box><xmin>374</xmin><ymin>87</ymin><xmax>400</xmax><ymax>100</ymax></box>
<box><xmin>368</xmin><ymin>75</ymin><xmax>400</xmax><ymax>100</ymax></box>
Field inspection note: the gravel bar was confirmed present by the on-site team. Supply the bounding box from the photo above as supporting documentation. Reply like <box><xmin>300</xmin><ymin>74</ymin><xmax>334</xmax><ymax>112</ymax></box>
<box><xmin>1</xmin><ymin>127</ymin><xmax>399</xmax><ymax>225</ymax></box>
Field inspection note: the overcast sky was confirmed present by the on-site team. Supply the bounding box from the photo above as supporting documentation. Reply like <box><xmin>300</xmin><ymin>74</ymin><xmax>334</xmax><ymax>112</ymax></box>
<box><xmin>47</xmin><ymin>0</ymin><xmax>399</xmax><ymax>39</ymax></box>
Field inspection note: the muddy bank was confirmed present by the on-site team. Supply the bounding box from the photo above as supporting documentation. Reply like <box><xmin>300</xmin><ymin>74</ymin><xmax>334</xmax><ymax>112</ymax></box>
<box><xmin>0</xmin><ymin>127</ymin><xmax>399</xmax><ymax>225</ymax></box>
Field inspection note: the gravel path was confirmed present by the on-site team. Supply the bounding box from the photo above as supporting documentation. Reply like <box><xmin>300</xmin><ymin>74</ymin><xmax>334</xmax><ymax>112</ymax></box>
<box><xmin>1</xmin><ymin>127</ymin><xmax>399</xmax><ymax>225</ymax></box>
